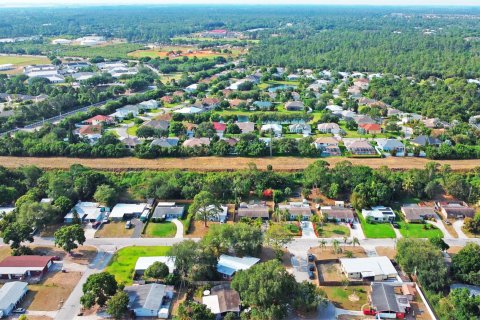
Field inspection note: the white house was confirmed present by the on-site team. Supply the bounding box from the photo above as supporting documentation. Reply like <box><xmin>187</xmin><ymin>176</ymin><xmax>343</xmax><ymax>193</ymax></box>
<box><xmin>0</xmin><ymin>281</ymin><xmax>28</xmax><ymax>317</ymax></box>
<box><xmin>260</xmin><ymin>124</ymin><xmax>282</xmax><ymax>136</ymax></box>
<box><xmin>317</xmin><ymin>123</ymin><xmax>341</xmax><ymax>134</ymax></box>
<box><xmin>362</xmin><ymin>206</ymin><xmax>396</xmax><ymax>222</ymax></box>
<box><xmin>174</xmin><ymin>106</ymin><xmax>204</xmax><ymax>114</ymax></box>
<box><xmin>288</xmin><ymin>123</ymin><xmax>311</xmax><ymax>135</ymax></box>
<box><xmin>124</xmin><ymin>284</ymin><xmax>174</xmax><ymax>318</ymax></box>
<box><xmin>217</xmin><ymin>255</ymin><xmax>260</xmax><ymax>279</ymax></box>
<box><xmin>376</xmin><ymin>139</ymin><xmax>405</xmax><ymax>156</ymax></box>
<box><xmin>340</xmin><ymin>256</ymin><xmax>398</xmax><ymax>281</ymax></box>
<box><xmin>64</xmin><ymin>201</ymin><xmax>106</xmax><ymax>223</ymax></box>
<box><xmin>201</xmin><ymin>205</ymin><xmax>228</xmax><ymax>223</ymax></box>
<box><xmin>134</xmin><ymin>256</ymin><xmax>176</xmax><ymax>275</ymax></box>
<box><xmin>109</xmin><ymin>203</ymin><xmax>148</xmax><ymax>221</ymax></box>
<box><xmin>278</xmin><ymin>202</ymin><xmax>312</xmax><ymax>221</ymax></box>
<box><xmin>152</xmin><ymin>203</ymin><xmax>185</xmax><ymax>220</ymax></box>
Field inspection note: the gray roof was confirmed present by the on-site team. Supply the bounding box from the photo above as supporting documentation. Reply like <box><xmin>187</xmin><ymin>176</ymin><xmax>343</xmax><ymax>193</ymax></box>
<box><xmin>411</xmin><ymin>135</ymin><xmax>441</xmax><ymax>146</ymax></box>
<box><xmin>401</xmin><ymin>206</ymin><xmax>436</xmax><ymax>221</ymax></box>
<box><xmin>0</xmin><ymin>281</ymin><xmax>27</xmax><ymax>311</ymax></box>
<box><xmin>152</xmin><ymin>206</ymin><xmax>184</xmax><ymax>219</ymax></box>
<box><xmin>371</xmin><ymin>283</ymin><xmax>402</xmax><ymax>313</ymax></box>
<box><xmin>150</xmin><ymin>137</ymin><xmax>179</xmax><ymax>148</ymax></box>
<box><xmin>125</xmin><ymin>283</ymin><xmax>170</xmax><ymax>311</ymax></box>
<box><xmin>238</xmin><ymin>205</ymin><xmax>269</xmax><ymax>218</ymax></box>
<box><xmin>322</xmin><ymin>207</ymin><xmax>355</xmax><ymax>220</ymax></box>
<box><xmin>142</xmin><ymin>120</ymin><xmax>170</xmax><ymax>131</ymax></box>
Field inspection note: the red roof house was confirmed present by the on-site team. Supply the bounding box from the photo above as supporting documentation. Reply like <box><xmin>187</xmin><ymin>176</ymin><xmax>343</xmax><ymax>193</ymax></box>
<box><xmin>0</xmin><ymin>256</ymin><xmax>55</xmax><ymax>280</ymax></box>
<box><xmin>359</xmin><ymin>123</ymin><xmax>382</xmax><ymax>134</ymax></box>
<box><xmin>84</xmin><ymin>115</ymin><xmax>114</xmax><ymax>125</ymax></box>
<box><xmin>213</xmin><ymin>122</ymin><xmax>227</xmax><ymax>133</ymax></box>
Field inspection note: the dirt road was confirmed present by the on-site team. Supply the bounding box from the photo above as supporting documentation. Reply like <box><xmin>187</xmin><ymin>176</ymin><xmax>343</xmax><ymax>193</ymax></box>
<box><xmin>0</xmin><ymin>156</ymin><xmax>479</xmax><ymax>171</ymax></box>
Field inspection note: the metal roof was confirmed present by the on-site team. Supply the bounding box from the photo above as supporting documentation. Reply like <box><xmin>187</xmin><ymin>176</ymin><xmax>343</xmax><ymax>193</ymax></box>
<box><xmin>216</xmin><ymin>255</ymin><xmax>260</xmax><ymax>276</ymax></box>
<box><xmin>371</xmin><ymin>283</ymin><xmax>402</xmax><ymax>313</ymax></box>
<box><xmin>0</xmin><ymin>281</ymin><xmax>27</xmax><ymax>312</ymax></box>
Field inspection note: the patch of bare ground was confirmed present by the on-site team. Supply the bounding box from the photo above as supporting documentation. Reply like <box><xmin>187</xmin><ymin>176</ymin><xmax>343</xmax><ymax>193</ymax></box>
<box><xmin>309</xmin><ymin>246</ymin><xmax>367</xmax><ymax>260</ymax></box>
<box><xmin>375</xmin><ymin>246</ymin><xmax>397</xmax><ymax>260</ymax></box>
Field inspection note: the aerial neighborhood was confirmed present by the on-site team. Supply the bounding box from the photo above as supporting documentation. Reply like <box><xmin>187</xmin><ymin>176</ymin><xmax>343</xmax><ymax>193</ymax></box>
<box><xmin>0</xmin><ymin>4</ymin><xmax>479</xmax><ymax>320</ymax></box>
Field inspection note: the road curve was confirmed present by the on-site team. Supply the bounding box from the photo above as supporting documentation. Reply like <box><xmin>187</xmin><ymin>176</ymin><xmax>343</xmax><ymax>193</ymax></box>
<box><xmin>0</xmin><ymin>156</ymin><xmax>479</xmax><ymax>171</ymax></box>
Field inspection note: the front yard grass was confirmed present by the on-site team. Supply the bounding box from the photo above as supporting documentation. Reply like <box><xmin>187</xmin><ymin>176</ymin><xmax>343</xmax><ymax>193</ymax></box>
<box><xmin>95</xmin><ymin>222</ymin><xmax>134</xmax><ymax>238</ymax></box>
<box><xmin>126</xmin><ymin>124</ymin><xmax>139</xmax><ymax>136</ymax></box>
<box><xmin>105</xmin><ymin>246</ymin><xmax>171</xmax><ymax>285</ymax></box>
<box><xmin>144</xmin><ymin>221</ymin><xmax>177</xmax><ymax>237</ymax></box>
<box><xmin>320</xmin><ymin>285</ymin><xmax>369</xmax><ymax>310</ymax></box>
<box><xmin>357</xmin><ymin>213</ymin><xmax>396</xmax><ymax>238</ymax></box>
<box><xmin>397</xmin><ymin>221</ymin><xmax>443</xmax><ymax>239</ymax></box>
<box><xmin>316</xmin><ymin>223</ymin><xmax>350</xmax><ymax>238</ymax></box>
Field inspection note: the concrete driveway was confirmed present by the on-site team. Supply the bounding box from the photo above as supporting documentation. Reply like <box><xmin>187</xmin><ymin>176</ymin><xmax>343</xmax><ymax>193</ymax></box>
<box><xmin>131</xmin><ymin>219</ymin><xmax>144</xmax><ymax>238</ymax></box>
<box><xmin>301</xmin><ymin>221</ymin><xmax>317</xmax><ymax>239</ymax></box>
<box><xmin>453</xmin><ymin>220</ymin><xmax>469</xmax><ymax>239</ymax></box>
<box><xmin>426</xmin><ymin>215</ymin><xmax>454</xmax><ymax>239</ymax></box>
<box><xmin>171</xmin><ymin>218</ymin><xmax>184</xmax><ymax>238</ymax></box>
<box><xmin>349</xmin><ymin>220</ymin><xmax>366</xmax><ymax>240</ymax></box>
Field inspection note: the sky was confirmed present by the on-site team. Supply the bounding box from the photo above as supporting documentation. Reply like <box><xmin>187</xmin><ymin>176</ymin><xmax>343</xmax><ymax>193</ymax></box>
<box><xmin>1</xmin><ymin>0</ymin><xmax>480</xmax><ymax>7</ymax></box>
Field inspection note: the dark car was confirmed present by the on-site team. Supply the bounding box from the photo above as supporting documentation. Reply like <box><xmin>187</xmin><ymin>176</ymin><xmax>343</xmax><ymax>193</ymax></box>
<box><xmin>444</xmin><ymin>220</ymin><xmax>451</xmax><ymax>225</ymax></box>
<box><xmin>307</xmin><ymin>253</ymin><xmax>315</xmax><ymax>262</ymax></box>
<box><xmin>391</xmin><ymin>222</ymin><xmax>400</xmax><ymax>229</ymax></box>
<box><xmin>349</xmin><ymin>222</ymin><xmax>355</xmax><ymax>229</ymax></box>
<box><xmin>13</xmin><ymin>308</ymin><xmax>26</xmax><ymax>314</ymax></box>
<box><xmin>308</xmin><ymin>264</ymin><xmax>315</xmax><ymax>271</ymax></box>
<box><xmin>52</xmin><ymin>256</ymin><xmax>61</xmax><ymax>261</ymax></box>
<box><xmin>308</xmin><ymin>270</ymin><xmax>315</xmax><ymax>280</ymax></box>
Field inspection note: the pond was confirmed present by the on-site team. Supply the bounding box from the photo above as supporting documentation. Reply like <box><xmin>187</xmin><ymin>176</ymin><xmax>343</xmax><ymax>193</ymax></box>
<box><xmin>267</xmin><ymin>84</ymin><xmax>297</xmax><ymax>92</ymax></box>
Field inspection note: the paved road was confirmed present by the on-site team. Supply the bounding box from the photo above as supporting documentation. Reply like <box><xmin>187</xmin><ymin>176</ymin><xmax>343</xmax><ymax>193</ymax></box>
<box><xmin>453</xmin><ymin>220</ymin><xmax>469</xmax><ymax>239</ymax></box>
<box><xmin>55</xmin><ymin>249</ymin><xmax>114</xmax><ymax>320</ymax></box>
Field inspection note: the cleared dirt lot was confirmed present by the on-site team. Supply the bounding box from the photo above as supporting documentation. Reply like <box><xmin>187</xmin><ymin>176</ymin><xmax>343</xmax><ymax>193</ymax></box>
<box><xmin>1</xmin><ymin>156</ymin><xmax>479</xmax><ymax>171</ymax></box>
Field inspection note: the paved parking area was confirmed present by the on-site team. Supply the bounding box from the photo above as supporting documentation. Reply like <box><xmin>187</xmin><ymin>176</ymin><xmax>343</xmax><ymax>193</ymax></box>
<box><xmin>301</xmin><ymin>221</ymin><xmax>317</xmax><ymax>239</ymax></box>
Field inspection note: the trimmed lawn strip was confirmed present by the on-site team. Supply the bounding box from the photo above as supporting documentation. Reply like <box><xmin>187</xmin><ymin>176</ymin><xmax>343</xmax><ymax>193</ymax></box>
<box><xmin>397</xmin><ymin>222</ymin><xmax>443</xmax><ymax>239</ymax></box>
<box><xmin>357</xmin><ymin>212</ymin><xmax>396</xmax><ymax>238</ymax></box>
<box><xmin>144</xmin><ymin>221</ymin><xmax>177</xmax><ymax>237</ymax></box>
<box><xmin>316</xmin><ymin>223</ymin><xmax>350</xmax><ymax>238</ymax></box>
<box><xmin>106</xmin><ymin>246</ymin><xmax>171</xmax><ymax>285</ymax></box>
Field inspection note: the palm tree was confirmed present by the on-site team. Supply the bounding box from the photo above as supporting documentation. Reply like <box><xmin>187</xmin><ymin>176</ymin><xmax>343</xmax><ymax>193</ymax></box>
<box><xmin>343</xmin><ymin>236</ymin><xmax>349</xmax><ymax>247</ymax></box>
<box><xmin>352</xmin><ymin>237</ymin><xmax>360</xmax><ymax>247</ymax></box>
<box><xmin>332</xmin><ymin>239</ymin><xmax>341</xmax><ymax>255</ymax></box>
<box><xmin>272</xmin><ymin>208</ymin><xmax>283</xmax><ymax>223</ymax></box>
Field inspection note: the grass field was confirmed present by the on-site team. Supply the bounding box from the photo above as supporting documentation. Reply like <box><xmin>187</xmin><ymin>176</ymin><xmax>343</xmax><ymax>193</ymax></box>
<box><xmin>357</xmin><ymin>213</ymin><xmax>396</xmax><ymax>238</ymax></box>
<box><xmin>317</xmin><ymin>223</ymin><xmax>350</xmax><ymax>238</ymax></box>
<box><xmin>321</xmin><ymin>285</ymin><xmax>369</xmax><ymax>310</ymax></box>
<box><xmin>105</xmin><ymin>246</ymin><xmax>171</xmax><ymax>285</ymax></box>
<box><xmin>144</xmin><ymin>221</ymin><xmax>177</xmax><ymax>237</ymax></box>
<box><xmin>0</xmin><ymin>55</ymin><xmax>50</xmax><ymax>74</ymax></box>
<box><xmin>95</xmin><ymin>222</ymin><xmax>134</xmax><ymax>238</ymax></box>
<box><xmin>397</xmin><ymin>222</ymin><xmax>443</xmax><ymax>238</ymax></box>
<box><xmin>1</xmin><ymin>156</ymin><xmax>479</xmax><ymax>172</ymax></box>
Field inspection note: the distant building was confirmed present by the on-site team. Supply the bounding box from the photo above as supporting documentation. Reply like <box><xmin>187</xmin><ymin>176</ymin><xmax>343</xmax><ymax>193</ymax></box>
<box><xmin>435</xmin><ymin>201</ymin><xmax>475</xmax><ymax>219</ymax></box>
<box><xmin>284</xmin><ymin>101</ymin><xmax>304</xmax><ymax>111</ymax></box>
<box><xmin>362</xmin><ymin>206</ymin><xmax>395</xmax><ymax>222</ymax></box>
<box><xmin>0</xmin><ymin>281</ymin><xmax>28</xmax><ymax>317</ymax></box>
<box><xmin>216</xmin><ymin>254</ymin><xmax>260</xmax><ymax>279</ymax></box>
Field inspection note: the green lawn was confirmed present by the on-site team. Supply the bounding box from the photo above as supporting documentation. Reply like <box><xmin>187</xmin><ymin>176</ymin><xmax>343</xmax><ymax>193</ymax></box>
<box><xmin>321</xmin><ymin>285</ymin><xmax>369</xmax><ymax>310</ymax></box>
<box><xmin>126</xmin><ymin>124</ymin><xmax>139</xmax><ymax>136</ymax></box>
<box><xmin>397</xmin><ymin>222</ymin><xmax>443</xmax><ymax>239</ymax></box>
<box><xmin>144</xmin><ymin>222</ymin><xmax>177</xmax><ymax>238</ymax></box>
<box><xmin>105</xmin><ymin>246</ymin><xmax>171</xmax><ymax>285</ymax></box>
<box><xmin>316</xmin><ymin>223</ymin><xmax>350</xmax><ymax>238</ymax></box>
<box><xmin>0</xmin><ymin>55</ymin><xmax>50</xmax><ymax>66</ymax></box>
<box><xmin>357</xmin><ymin>212</ymin><xmax>396</xmax><ymax>238</ymax></box>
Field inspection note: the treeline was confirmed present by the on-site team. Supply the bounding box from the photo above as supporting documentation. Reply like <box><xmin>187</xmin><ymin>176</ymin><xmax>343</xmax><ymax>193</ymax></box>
<box><xmin>367</xmin><ymin>76</ymin><xmax>480</xmax><ymax>122</ymax></box>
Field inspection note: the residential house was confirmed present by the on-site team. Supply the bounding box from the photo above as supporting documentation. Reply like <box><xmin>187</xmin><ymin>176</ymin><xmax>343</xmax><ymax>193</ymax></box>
<box><xmin>229</xmin><ymin>99</ymin><xmax>246</xmax><ymax>108</ymax></box>
<box><xmin>291</xmin><ymin>92</ymin><xmax>301</xmax><ymax>101</ymax></box>
<box><xmin>347</xmin><ymin>86</ymin><xmax>362</xmax><ymax>98</ymax></box>
<box><xmin>185</xmin><ymin>84</ymin><xmax>198</xmax><ymax>93</ymax></box>
<box><xmin>213</xmin><ymin>122</ymin><xmax>227</xmax><ymax>137</ymax></box>
<box><xmin>0</xmin><ymin>256</ymin><xmax>55</xmax><ymax>280</ymax></box>
<box><xmin>422</xmin><ymin>118</ymin><xmax>441</xmax><ymax>129</ymax></box>
<box><xmin>124</xmin><ymin>283</ymin><xmax>174</xmax><ymax>318</ymax></box>
<box><xmin>401</xmin><ymin>204</ymin><xmax>436</xmax><ymax>223</ymax></box>
<box><xmin>402</xmin><ymin>284</ymin><xmax>417</xmax><ymax>301</ymax></box>
<box><xmin>278</xmin><ymin>202</ymin><xmax>312</xmax><ymax>221</ymax></box>
<box><xmin>321</xmin><ymin>206</ymin><xmax>355</xmax><ymax>223</ymax></box>
<box><xmin>150</xmin><ymin>137</ymin><xmax>179</xmax><ymax>148</ymax></box>
<box><xmin>237</xmin><ymin>203</ymin><xmax>269</xmax><ymax>219</ymax></box>
<box><xmin>0</xmin><ymin>281</ymin><xmax>28</xmax><ymax>317</ymax></box>
<box><xmin>160</xmin><ymin>95</ymin><xmax>174</xmax><ymax>104</ymax></box>
<box><xmin>376</xmin><ymin>139</ymin><xmax>405</xmax><ymax>155</ymax></box>
<box><xmin>182</xmin><ymin>137</ymin><xmax>210</xmax><ymax>148</ymax></box>
<box><xmin>370</xmin><ymin>283</ymin><xmax>409</xmax><ymax>319</ymax></box>
<box><xmin>411</xmin><ymin>135</ymin><xmax>442</xmax><ymax>147</ymax></box>
<box><xmin>134</xmin><ymin>257</ymin><xmax>176</xmax><ymax>276</ymax></box>
<box><xmin>203</xmin><ymin>284</ymin><xmax>241</xmax><ymax>319</ymax></box>
<box><xmin>260</xmin><ymin>124</ymin><xmax>282</xmax><ymax>136</ymax></box>
<box><xmin>174</xmin><ymin>106</ymin><xmax>204</xmax><ymax>114</ymax></box>
<box><xmin>152</xmin><ymin>203</ymin><xmax>185</xmax><ymax>220</ymax></box>
<box><xmin>200</xmin><ymin>205</ymin><xmax>229</xmax><ymax>223</ymax></box>
<box><xmin>345</xmin><ymin>140</ymin><xmax>377</xmax><ymax>155</ymax></box>
<box><xmin>287</xmin><ymin>74</ymin><xmax>301</xmax><ymax>81</ymax></box>
<box><xmin>235</xmin><ymin>122</ymin><xmax>255</xmax><ymax>134</ymax></box>
<box><xmin>317</xmin><ymin>122</ymin><xmax>341</xmax><ymax>134</ymax></box>
<box><xmin>142</xmin><ymin>120</ymin><xmax>170</xmax><ymax>132</ymax></box>
<box><xmin>184</xmin><ymin>123</ymin><xmax>197</xmax><ymax>137</ymax></box>
<box><xmin>121</xmin><ymin>137</ymin><xmax>141</xmax><ymax>149</ymax></box>
<box><xmin>83</xmin><ymin>115</ymin><xmax>114</xmax><ymax>126</ymax></box>
<box><xmin>77</xmin><ymin>124</ymin><xmax>102</xmax><ymax>142</ymax></box>
<box><xmin>202</xmin><ymin>97</ymin><xmax>220</xmax><ymax>109</ymax></box>
<box><xmin>216</xmin><ymin>254</ymin><xmax>260</xmax><ymax>279</ymax></box>
<box><xmin>354</xmin><ymin>115</ymin><xmax>376</xmax><ymax>126</ymax></box>
<box><xmin>362</xmin><ymin>206</ymin><xmax>396</xmax><ymax>222</ymax></box>
<box><xmin>340</xmin><ymin>256</ymin><xmax>398</xmax><ymax>281</ymax></box>
<box><xmin>435</xmin><ymin>201</ymin><xmax>475</xmax><ymax>219</ymax></box>
<box><xmin>288</xmin><ymin>123</ymin><xmax>311</xmax><ymax>135</ymax></box>
<box><xmin>110</xmin><ymin>105</ymin><xmax>140</xmax><ymax>119</ymax></box>
<box><xmin>154</xmin><ymin>113</ymin><xmax>173</xmax><ymax>122</ymax></box>
<box><xmin>253</xmin><ymin>101</ymin><xmax>273</xmax><ymax>110</ymax></box>
<box><xmin>358</xmin><ymin>123</ymin><xmax>382</xmax><ymax>135</ymax></box>
<box><xmin>313</xmin><ymin>137</ymin><xmax>339</xmax><ymax>149</ymax></box>
<box><xmin>109</xmin><ymin>203</ymin><xmax>148</xmax><ymax>221</ymax></box>
<box><xmin>64</xmin><ymin>201</ymin><xmax>106</xmax><ymax>223</ymax></box>
<box><xmin>353</xmin><ymin>78</ymin><xmax>370</xmax><ymax>90</ymax></box>
<box><xmin>285</xmin><ymin>101</ymin><xmax>304</xmax><ymax>111</ymax></box>
<box><xmin>326</xmin><ymin>105</ymin><xmax>344</xmax><ymax>114</ymax></box>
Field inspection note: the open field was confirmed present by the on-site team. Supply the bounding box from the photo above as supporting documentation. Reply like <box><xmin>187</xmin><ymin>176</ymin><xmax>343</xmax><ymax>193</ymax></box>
<box><xmin>128</xmin><ymin>48</ymin><xmax>240</xmax><ymax>60</ymax></box>
<box><xmin>1</xmin><ymin>156</ymin><xmax>479</xmax><ymax>171</ymax></box>
<box><xmin>0</xmin><ymin>54</ymin><xmax>50</xmax><ymax>74</ymax></box>
<box><xmin>21</xmin><ymin>270</ymin><xmax>82</xmax><ymax>311</ymax></box>
<box><xmin>105</xmin><ymin>246</ymin><xmax>170</xmax><ymax>285</ymax></box>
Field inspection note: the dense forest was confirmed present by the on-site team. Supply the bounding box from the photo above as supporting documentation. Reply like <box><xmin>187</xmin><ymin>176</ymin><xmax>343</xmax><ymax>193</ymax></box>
<box><xmin>1</xmin><ymin>6</ymin><xmax>480</xmax><ymax>78</ymax></box>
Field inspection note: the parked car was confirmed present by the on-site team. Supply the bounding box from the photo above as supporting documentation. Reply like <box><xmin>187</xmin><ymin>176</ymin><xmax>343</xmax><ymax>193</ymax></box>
<box><xmin>308</xmin><ymin>270</ymin><xmax>315</xmax><ymax>280</ymax></box>
<box><xmin>349</xmin><ymin>222</ymin><xmax>354</xmax><ymax>229</ymax></box>
<box><xmin>125</xmin><ymin>220</ymin><xmax>132</xmax><ymax>229</ymax></box>
<box><xmin>363</xmin><ymin>308</ymin><xmax>376</xmax><ymax>316</ymax></box>
<box><xmin>308</xmin><ymin>264</ymin><xmax>315</xmax><ymax>271</ymax></box>
<box><xmin>391</xmin><ymin>222</ymin><xmax>400</xmax><ymax>229</ymax></box>
<box><xmin>92</xmin><ymin>221</ymin><xmax>101</xmax><ymax>229</ymax></box>
<box><xmin>307</xmin><ymin>253</ymin><xmax>315</xmax><ymax>262</ymax></box>
<box><xmin>444</xmin><ymin>220</ymin><xmax>451</xmax><ymax>225</ymax></box>
<box><xmin>52</xmin><ymin>256</ymin><xmax>61</xmax><ymax>261</ymax></box>
<box><xmin>102</xmin><ymin>218</ymin><xmax>110</xmax><ymax>224</ymax></box>
<box><xmin>13</xmin><ymin>308</ymin><xmax>26</xmax><ymax>314</ymax></box>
